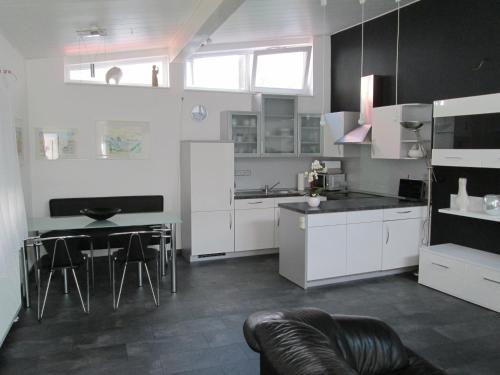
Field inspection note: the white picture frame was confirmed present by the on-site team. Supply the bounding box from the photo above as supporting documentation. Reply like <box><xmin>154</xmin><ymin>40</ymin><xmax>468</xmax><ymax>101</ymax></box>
<box><xmin>96</xmin><ymin>120</ymin><xmax>150</xmax><ymax>160</ymax></box>
<box><xmin>36</xmin><ymin>128</ymin><xmax>78</xmax><ymax>160</ymax></box>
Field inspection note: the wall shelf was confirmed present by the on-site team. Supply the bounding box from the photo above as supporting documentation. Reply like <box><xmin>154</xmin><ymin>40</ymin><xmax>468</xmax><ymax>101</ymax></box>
<box><xmin>438</xmin><ymin>208</ymin><xmax>500</xmax><ymax>222</ymax></box>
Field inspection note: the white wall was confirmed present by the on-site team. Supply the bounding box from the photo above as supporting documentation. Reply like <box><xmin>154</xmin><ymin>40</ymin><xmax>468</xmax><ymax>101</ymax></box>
<box><xmin>25</xmin><ymin>36</ymin><xmax>330</xmax><ymax>247</ymax></box>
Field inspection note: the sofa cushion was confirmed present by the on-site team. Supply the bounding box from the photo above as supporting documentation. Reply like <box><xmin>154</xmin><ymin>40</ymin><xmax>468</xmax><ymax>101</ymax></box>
<box><xmin>255</xmin><ymin>319</ymin><xmax>358</xmax><ymax>375</ymax></box>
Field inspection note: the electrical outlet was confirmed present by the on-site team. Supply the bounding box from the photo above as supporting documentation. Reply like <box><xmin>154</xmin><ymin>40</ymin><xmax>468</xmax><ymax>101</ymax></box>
<box><xmin>235</xmin><ymin>169</ymin><xmax>251</xmax><ymax>177</ymax></box>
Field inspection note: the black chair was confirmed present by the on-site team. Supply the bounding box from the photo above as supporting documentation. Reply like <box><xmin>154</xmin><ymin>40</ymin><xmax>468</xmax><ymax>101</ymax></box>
<box><xmin>244</xmin><ymin>307</ymin><xmax>446</xmax><ymax>375</ymax></box>
<box><xmin>35</xmin><ymin>235</ymin><xmax>93</xmax><ymax>321</ymax></box>
<box><xmin>107</xmin><ymin>231</ymin><xmax>161</xmax><ymax>310</ymax></box>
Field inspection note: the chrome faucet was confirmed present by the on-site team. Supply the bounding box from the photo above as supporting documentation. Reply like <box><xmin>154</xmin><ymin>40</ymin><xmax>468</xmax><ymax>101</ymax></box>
<box><xmin>264</xmin><ymin>181</ymin><xmax>280</xmax><ymax>194</ymax></box>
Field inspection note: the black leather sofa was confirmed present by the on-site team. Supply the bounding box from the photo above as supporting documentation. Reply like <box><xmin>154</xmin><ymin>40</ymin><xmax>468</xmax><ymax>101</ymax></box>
<box><xmin>244</xmin><ymin>308</ymin><xmax>446</xmax><ymax>375</ymax></box>
<box><xmin>47</xmin><ymin>195</ymin><xmax>165</xmax><ymax>249</ymax></box>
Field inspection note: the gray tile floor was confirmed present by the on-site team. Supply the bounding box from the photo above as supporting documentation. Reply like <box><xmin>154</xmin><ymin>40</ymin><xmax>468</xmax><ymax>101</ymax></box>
<box><xmin>2</xmin><ymin>254</ymin><xmax>500</xmax><ymax>374</ymax></box>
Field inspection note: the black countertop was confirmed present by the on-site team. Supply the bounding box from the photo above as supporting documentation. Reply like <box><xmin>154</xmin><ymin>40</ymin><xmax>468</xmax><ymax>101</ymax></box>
<box><xmin>279</xmin><ymin>197</ymin><xmax>426</xmax><ymax>214</ymax></box>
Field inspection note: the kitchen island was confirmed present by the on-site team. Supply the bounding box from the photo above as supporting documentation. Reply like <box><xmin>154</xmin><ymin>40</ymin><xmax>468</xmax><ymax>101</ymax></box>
<box><xmin>278</xmin><ymin>197</ymin><xmax>426</xmax><ymax>289</ymax></box>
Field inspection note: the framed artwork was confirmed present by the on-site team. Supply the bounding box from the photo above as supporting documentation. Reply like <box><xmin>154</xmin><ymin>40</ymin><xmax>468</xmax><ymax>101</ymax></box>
<box><xmin>36</xmin><ymin>128</ymin><xmax>78</xmax><ymax>160</ymax></box>
<box><xmin>96</xmin><ymin>120</ymin><xmax>150</xmax><ymax>159</ymax></box>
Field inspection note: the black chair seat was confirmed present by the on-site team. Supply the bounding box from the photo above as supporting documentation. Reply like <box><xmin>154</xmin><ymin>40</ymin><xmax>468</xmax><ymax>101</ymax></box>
<box><xmin>114</xmin><ymin>247</ymin><xmax>158</xmax><ymax>263</ymax></box>
<box><xmin>38</xmin><ymin>253</ymin><xmax>86</xmax><ymax>269</ymax></box>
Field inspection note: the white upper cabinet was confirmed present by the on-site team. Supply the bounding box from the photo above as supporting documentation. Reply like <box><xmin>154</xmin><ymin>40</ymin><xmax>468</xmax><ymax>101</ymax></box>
<box><xmin>221</xmin><ymin>111</ymin><xmax>261</xmax><ymax>158</ymax></box>
<box><xmin>189</xmin><ymin>142</ymin><xmax>234</xmax><ymax>212</ymax></box>
<box><xmin>322</xmin><ymin>112</ymin><xmax>360</xmax><ymax>158</ymax></box>
<box><xmin>371</xmin><ymin>104</ymin><xmax>432</xmax><ymax>159</ymax></box>
<box><xmin>254</xmin><ymin>94</ymin><xmax>298</xmax><ymax>157</ymax></box>
<box><xmin>298</xmin><ymin>114</ymin><xmax>322</xmax><ymax>156</ymax></box>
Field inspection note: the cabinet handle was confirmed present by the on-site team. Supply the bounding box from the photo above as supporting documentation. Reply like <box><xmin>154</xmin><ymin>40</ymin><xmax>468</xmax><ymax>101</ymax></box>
<box><xmin>483</xmin><ymin>277</ymin><xmax>500</xmax><ymax>285</ymax></box>
<box><xmin>445</xmin><ymin>156</ymin><xmax>462</xmax><ymax>160</ymax></box>
<box><xmin>229</xmin><ymin>212</ymin><xmax>232</xmax><ymax>230</ymax></box>
<box><xmin>230</xmin><ymin>188</ymin><xmax>233</xmax><ymax>206</ymax></box>
<box><xmin>397</xmin><ymin>210</ymin><xmax>411</xmax><ymax>214</ymax></box>
<box><xmin>385</xmin><ymin>227</ymin><xmax>390</xmax><ymax>244</ymax></box>
<box><xmin>432</xmin><ymin>262</ymin><xmax>449</xmax><ymax>269</ymax></box>
<box><xmin>248</xmin><ymin>201</ymin><xmax>264</xmax><ymax>204</ymax></box>
<box><xmin>277</xmin><ymin>212</ymin><xmax>280</xmax><ymax>227</ymax></box>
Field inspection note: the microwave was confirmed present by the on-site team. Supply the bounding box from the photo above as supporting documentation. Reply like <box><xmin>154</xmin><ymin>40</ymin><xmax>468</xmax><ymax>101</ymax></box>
<box><xmin>317</xmin><ymin>173</ymin><xmax>346</xmax><ymax>191</ymax></box>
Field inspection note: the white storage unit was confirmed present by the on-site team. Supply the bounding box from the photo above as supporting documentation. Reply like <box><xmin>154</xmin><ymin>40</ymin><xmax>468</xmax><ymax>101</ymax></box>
<box><xmin>371</xmin><ymin>104</ymin><xmax>432</xmax><ymax>159</ymax></box>
<box><xmin>235</xmin><ymin>198</ymin><xmax>275</xmax><ymax>252</ymax></box>
<box><xmin>220</xmin><ymin>111</ymin><xmax>261</xmax><ymax>158</ymax></box>
<box><xmin>298</xmin><ymin>114</ymin><xmax>322</xmax><ymax>156</ymax></box>
<box><xmin>419</xmin><ymin>244</ymin><xmax>500</xmax><ymax>313</ymax></box>
<box><xmin>274</xmin><ymin>196</ymin><xmax>310</xmax><ymax>247</ymax></box>
<box><xmin>322</xmin><ymin>112</ymin><xmax>360</xmax><ymax>158</ymax></box>
<box><xmin>181</xmin><ymin>141</ymin><xmax>235</xmax><ymax>258</ymax></box>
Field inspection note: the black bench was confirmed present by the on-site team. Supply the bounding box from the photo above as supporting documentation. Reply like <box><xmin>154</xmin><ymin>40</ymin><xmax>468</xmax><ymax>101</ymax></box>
<box><xmin>47</xmin><ymin>195</ymin><xmax>164</xmax><ymax>250</ymax></box>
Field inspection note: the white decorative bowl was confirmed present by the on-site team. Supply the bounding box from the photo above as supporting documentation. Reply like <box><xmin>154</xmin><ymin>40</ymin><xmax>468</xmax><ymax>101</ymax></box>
<box><xmin>483</xmin><ymin>195</ymin><xmax>500</xmax><ymax>216</ymax></box>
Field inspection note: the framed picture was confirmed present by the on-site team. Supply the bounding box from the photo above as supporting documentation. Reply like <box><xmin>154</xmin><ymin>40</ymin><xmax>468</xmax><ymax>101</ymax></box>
<box><xmin>36</xmin><ymin>128</ymin><xmax>78</xmax><ymax>160</ymax></box>
<box><xmin>96</xmin><ymin>120</ymin><xmax>150</xmax><ymax>159</ymax></box>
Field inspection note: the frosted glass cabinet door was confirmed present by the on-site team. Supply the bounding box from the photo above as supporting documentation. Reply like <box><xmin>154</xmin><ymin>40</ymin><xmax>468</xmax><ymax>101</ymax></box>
<box><xmin>262</xmin><ymin>96</ymin><xmax>297</xmax><ymax>156</ymax></box>
<box><xmin>299</xmin><ymin>114</ymin><xmax>322</xmax><ymax>156</ymax></box>
<box><xmin>230</xmin><ymin>112</ymin><xmax>260</xmax><ymax>157</ymax></box>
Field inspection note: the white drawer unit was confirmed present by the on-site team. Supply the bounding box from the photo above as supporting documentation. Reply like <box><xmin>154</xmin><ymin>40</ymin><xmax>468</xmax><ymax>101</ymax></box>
<box><xmin>235</xmin><ymin>198</ymin><xmax>275</xmax><ymax>209</ymax></box>
<box><xmin>347</xmin><ymin>209</ymin><xmax>384</xmax><ymax>224</ymax></box>
<box><xmin>383</xmin><ymin>206</ymin><xmax>424</xmax><ymax>221</ymax></box>
<box><xmin>419</xmin><ymin>244</ymin><xmax>500</xmax><ymax>313</ymax></box>
<box><xmin>431</xmin><ymin>149</ymin><xmax>483</xmax><ymax>168</ymax></box>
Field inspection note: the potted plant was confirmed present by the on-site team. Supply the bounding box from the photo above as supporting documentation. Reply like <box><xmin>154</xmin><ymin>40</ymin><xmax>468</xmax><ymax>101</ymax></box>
<box><xmin>304</xmin><ymin>160</ymin><xmax>326</xmax><ymax>207</ymax></box>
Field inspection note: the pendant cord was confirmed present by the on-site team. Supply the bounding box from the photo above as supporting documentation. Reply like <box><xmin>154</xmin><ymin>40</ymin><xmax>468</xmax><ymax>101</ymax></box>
<box><xmin>321</xmin><ymin>0</ymin><xmax>327</xmax><ymax>122</ymax></box>
<box><xmin>358</xmin><ymin>0</ymin><xmax>365</xmax><ymax>125</ymax></box>
<box><xmin>395</xmin><ymin>0</ymin><xmax>400</xmax><ymax>105</ymax></box>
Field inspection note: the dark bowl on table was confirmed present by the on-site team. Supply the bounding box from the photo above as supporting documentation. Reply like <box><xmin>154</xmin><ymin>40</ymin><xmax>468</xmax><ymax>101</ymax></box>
<box><xmin>80</xmin><ymin>208</ymin><xmax>122</xmax><ymax>221</ymax></box>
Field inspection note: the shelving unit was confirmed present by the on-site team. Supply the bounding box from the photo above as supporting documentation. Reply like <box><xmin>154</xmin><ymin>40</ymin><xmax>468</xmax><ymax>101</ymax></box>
<box><xmin>438</xmin><ymin>208</ymin><xmax>500</xmax><ymax>222</ymax></box>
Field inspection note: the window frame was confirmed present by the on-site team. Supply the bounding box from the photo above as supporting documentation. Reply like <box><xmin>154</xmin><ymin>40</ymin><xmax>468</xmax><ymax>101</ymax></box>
<box><xmin>184</xmin><ymin>52</ymin><xmax>251</xmax><ymax>93</ymax></box>
<box><xmin>251</xmin><ymin>46</ymin><xmax>312</xmax><ymax>95</ymax></box>
<box><xmin>64</xmin><ymin>55</ymin><xmax>170</xmax><ymax>88</ymax></box>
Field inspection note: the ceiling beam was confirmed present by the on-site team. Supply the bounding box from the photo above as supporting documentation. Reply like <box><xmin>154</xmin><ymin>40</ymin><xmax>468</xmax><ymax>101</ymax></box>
<box><xmin>170</xmin><ymin>0</ymin><xmax>245</xmax><ymax>63</ymax></box>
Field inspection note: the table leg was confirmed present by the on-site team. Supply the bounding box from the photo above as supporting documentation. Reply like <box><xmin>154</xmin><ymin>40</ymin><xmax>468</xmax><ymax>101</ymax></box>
<box><xmin>63</xmin><ymin>269</ymin><xmax>69</xmax><ymax>294</ymax></box>
<box><xmin>138</xmin><ymin>262</ymin><xmax>143</xmax><ymax>287</ymax></box>
<box><xmin>22</xmin><ymin>240</ymin><xmax>30</xmax><ymax>308</ymax></box>
<box><xmin>170</xmin><ymin>223</ymin><xmax>177</xmax><ymax>293</ymax></box>
<box><xmin>160</xmin><ymin>225</ymin><xmax>166</xmax><ymax>276</ymax></box>
<box><xmin>35</xmin><ymin>242</ymin><xmax>41</xmax><ymax>320</ymax></box>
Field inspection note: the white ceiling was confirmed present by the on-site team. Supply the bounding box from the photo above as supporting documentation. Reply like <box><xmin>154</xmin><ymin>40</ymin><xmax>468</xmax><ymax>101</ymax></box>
<box><xmin>0</xmin><ymin>0</ymin><xmax>418</xmax><ymax>60</ymax></box>
<box><xmin>212</xmin><ymin>0</ymin><xmax>418</xmax><ymax>44</ymax></box>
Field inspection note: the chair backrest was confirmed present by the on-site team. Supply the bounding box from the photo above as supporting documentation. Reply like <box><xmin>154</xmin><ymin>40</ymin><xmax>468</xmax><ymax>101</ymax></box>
<box><xmin>108</xmin><ymin>231</ymin><xmax>159</xmax><ymax>262</ymax></box>
<box><xmin>39</xmin><ymin>234</ymin><xmax>92</xmax><ymax>268</ymax></box>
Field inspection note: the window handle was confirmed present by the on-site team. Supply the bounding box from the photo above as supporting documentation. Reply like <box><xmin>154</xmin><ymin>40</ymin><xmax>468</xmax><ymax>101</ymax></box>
<box><xmin>483</xmin><ymin>277</ymin><xmax>500</xmax><ymax>285</ymax></box>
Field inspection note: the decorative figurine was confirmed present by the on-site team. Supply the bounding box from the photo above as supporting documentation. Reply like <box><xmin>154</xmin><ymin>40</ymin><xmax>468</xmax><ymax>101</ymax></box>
<box><xmin>105</xmin><ymin>66</ymin><xmax>122</xmax><ymax>85</ymax></box>
<box><xmin>152</xmin><ymin>65</ymin><xmax>159</xmax><ymax>87</ymax></box>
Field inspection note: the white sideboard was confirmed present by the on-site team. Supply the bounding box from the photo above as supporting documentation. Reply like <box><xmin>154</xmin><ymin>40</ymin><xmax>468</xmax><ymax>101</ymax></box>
<box><xmin>419</xmin><ymin>244</ymin><xmax>500</xmax><ymax>313</ymax></box>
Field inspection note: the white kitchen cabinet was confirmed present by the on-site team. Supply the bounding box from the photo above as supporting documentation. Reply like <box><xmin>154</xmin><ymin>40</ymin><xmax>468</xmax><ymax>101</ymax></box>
<box><xmin>307</xmin><ymin>225</ymin><xmax>347</xmax><ymax>281</ymax></box>
<box><xmin>274</xmin><ymin>196</ymin><xmax>308</xmax><ymax>247</ymax></box>
<box><xmin>347</xmin><ymin>222</ymin><xmax>383</xmax><ymax>274</ymax></box>
<box><xmin>382</xmin><ymin>218</ymin><xmax>423</xmax><ymax>270</ymax></box>
<box><xmin>235</xmin><ymin>207</ymin><xmax>275</xmax><ymax>252</ymax></box>
<box><xmin>322</xmin><ymin>112</ymin><xmax>360</xmax><ymax>158</ymax></box>
<box><xmin>191</xmin><ymin>211</ymin><xmax>234</xmax><ymax>256</ymax></box>
<box><xmin>371</xmin><ymin>104</ymin><xmax>432</xmax><ymax>159</ymax></box>
<box><xmin>299</xmin><ymin>114</ymin><xmax>322</xmax><ymax>156</ymax></box>
<box><xmin>220</xmin><ymin>111</ymin><xmax>261</xmax><ymax>158</ymax></box>
<box><xmin>189</xmin><ymin>142</ymin><xmax>234</xmax><ymax>212</ymax></box>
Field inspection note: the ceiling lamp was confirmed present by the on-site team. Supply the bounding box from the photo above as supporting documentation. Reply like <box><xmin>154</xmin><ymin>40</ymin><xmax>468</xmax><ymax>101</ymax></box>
<box><xmin>77</xmin><ymin>26</ymin><xmax>107</xmax><ymax>39</ymax></box>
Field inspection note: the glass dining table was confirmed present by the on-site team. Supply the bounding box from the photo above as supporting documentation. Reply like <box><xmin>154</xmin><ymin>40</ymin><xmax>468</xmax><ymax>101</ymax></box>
<box><xmin>22</xmin><ymin>212</ymin><xmax>181</xmax><ymax>308</ymax></box>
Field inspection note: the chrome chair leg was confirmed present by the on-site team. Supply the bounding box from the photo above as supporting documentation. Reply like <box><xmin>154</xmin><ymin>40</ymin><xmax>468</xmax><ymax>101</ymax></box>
<box><xmin>143</xmin><ymin>262</ymin><xmax>158</xmax><ymax>307</ymax></box>
<box><xmin>156</xmin><ymin>254</ymin><xmax>160</xmax><ymax>307</ymax></box>
<box><xmin>71</xmin><ymin>268</ymin><xmax>86</xmax><ymax>313</ymax></box>
<box><xmin>137</xmin><ymin>262</ymin><xmax>143</xmax><ymax>287</ymax></box>
<box><xmin>63</xmin><ymin>269</ymin><xmax>69</xmax><ymax>294</ymax></box>
<box><xmin>39</xmin><ymin>270</ymin><xmax>54</xmax><ymax>321</ymax></box>
<box><xmin>116</xmin><ymin>262</ymin><xmax>128</xmax><ymax>310</ymax></box>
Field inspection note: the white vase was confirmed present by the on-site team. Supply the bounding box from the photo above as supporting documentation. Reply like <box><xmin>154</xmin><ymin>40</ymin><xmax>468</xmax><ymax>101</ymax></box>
<box><xmin>456</xmin><ymin>178</ymin><xmax>469</xmax><ymax>212</ymax></box>
<box><xmin>307</xmin><ymin>196</ymin><xmax>321</xmax><ymax>208</ymax></box>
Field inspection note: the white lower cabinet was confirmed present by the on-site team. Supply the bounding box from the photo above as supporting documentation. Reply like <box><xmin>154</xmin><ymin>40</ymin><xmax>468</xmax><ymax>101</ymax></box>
<box><xmin>191</xmin><ymin>211</ymin><xmax>234</xmax><ymax>256</ymax></box>
<box><xmin>347</xmin><ymin>222</ymin><xmax>382</xmax><ymax>274</ymax></box>
<box><xmin>382</xmin><ymin>218</ymin><xmax>422</xmax><ymax>270</ymax></box>
<box><xmin>235</xmin><ymin>207</ymin><xmax>275</xmax><ymax>252</ymax></box>
<box><xmin>419</xmin><ymin>244</ymin><xmax>500</xmax><ymax>313</ymax></box>
<box><xmin>307</xmin><ymin>225</ymin><xmax>347</xmax><ymax>281</ymax></box>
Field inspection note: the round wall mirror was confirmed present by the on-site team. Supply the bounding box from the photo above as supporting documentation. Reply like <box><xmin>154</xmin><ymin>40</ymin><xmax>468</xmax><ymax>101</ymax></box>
<box><xmin>191</xmin><ymin>105</ymin><xmax>208</xmax><ymax>122</ymax></box>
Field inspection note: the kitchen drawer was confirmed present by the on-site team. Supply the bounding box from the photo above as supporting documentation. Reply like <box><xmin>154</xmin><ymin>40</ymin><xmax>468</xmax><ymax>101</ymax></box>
<box><xmin>275</xmin><ymin>196</ymin><xmax>306</xmax><ymax>207</ymax></box>
<box><xmin>419</xmin><ymin>250</ymin><xmax>465</xmax><ymax>296</ymax></box>
<box><xmin>347</xmin><ymin>209</ymin><xmax>383</xmax><ymax>224</ymax></box>
<box><xmin>307</xmin><ymin>212</ymin><xmax>346</xmax><ymax>227</ymax></box>
<box><xmin>235</xmin><ymin>198</ymin><xmax>275</xmax><ymax>209</ymax></box>
<box><xmin>383</xmin><ymin>206</ymin><xmax>424</xmax><ymax>221</ymax></box>
<box><xmin>432</xmin><ymin>149</ymin><xmax>483</xmax><ymax>168</ymax></box>
<box><xmin>465</xmin><ymin>264</ymin><xmax>500</xmax><ymax>312</ymax></box>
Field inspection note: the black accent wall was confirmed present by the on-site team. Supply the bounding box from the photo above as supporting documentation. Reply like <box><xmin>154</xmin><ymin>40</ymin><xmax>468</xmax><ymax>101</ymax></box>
<box><xmin>330</xmin><ymin>0</ymin><xmax>500</xmax><ymax>111</ymax></box>
<box><xmin>331</xmin><ymin>0</ymin><xmax>500</xmax><ymax>254</ymax></box>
